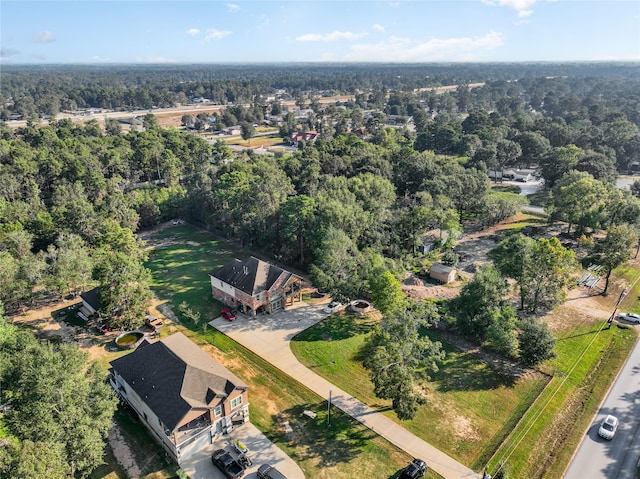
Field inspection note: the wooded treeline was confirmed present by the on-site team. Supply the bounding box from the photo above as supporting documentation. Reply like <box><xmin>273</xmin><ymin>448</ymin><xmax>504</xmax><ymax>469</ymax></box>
<box><xmin>2</xmin><ymin>62</ymin><xmax>639</xmax><ymax>120</ymax></box>
<box><xmin>2</xmin><ymin>64</ymin><xmax>640</xmax><ymax>312</ymax></box>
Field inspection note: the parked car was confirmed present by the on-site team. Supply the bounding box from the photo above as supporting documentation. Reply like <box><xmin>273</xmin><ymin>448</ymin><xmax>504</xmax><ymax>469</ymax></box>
<box><xmin>323</xmin><ymin>301</ymin><xmax>343</xmax><ymax>314</ymax></box>
<box><xmin>400</xmin><ymin>458</ymin><xmax>428</xmax><ymax>479</ymax></box>
<box><xmin>257</xmin><ymin>464</ymin><xmax>288</xmax><ymax>479</ymax></box>
<box><xmin>618</xmin><ymin>312</ymin><xmax>640</xmax><ymax>324</ymax></box>
<box><xmin>211</xmin><ymin>448</ymin><xmax>245</xmax><ymax>479</ymax></box>
<box><xmin>221</xmin><ymin>308</ymin><xmax>236</xmax><ymax>321</ymax></box>
<box><xmin>598</xmin><ymin>415</ymin><xmax>618</xmax><ymax>440</ymax></box>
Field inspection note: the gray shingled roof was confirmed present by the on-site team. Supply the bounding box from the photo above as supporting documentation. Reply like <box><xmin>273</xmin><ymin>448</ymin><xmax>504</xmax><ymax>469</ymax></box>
<box><xmin>210</xmin><ymin>257</ymin><xmax>291</xmax><ymax>296</ymax></box>
<box><xmin>110</xmin><ymin>332</ymin><xmax>247</xmax><ymax>432</ymax></box>
<box><xmin>80</xmin><ymin>287</ymin><xmax>101</xmax><ymax>311</ymax></box>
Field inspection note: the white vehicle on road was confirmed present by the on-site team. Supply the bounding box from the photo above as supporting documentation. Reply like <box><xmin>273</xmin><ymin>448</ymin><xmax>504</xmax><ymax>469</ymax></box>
<box><xmin>617</xmin><ymin>312</ymin><xmax>640</xmax><ymax>323</ymax></box>
<box><xmin>598</xmin><ymin>415</ymin><xmax>618</xmax><ymax>440</ymax></box>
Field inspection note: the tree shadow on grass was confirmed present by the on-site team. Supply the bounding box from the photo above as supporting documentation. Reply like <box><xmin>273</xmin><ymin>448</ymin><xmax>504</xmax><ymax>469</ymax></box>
<box><xmin>293</xmin><ymin>314</ymin><xmax>377</xmax><ymax>343</ymax></box>
<box><xmin>431</xmin><ymin>348</ymin><xmax>517</xmax><ymax>392</ymax></box>
<box><xmin>271</xmin><ymin>401</ymin><xmax>377</xmax><ymax>468</ymax></box>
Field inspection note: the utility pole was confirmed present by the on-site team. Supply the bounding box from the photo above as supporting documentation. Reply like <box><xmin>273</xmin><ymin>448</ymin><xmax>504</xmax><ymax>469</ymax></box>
<box><xmin>606</xmin><ymin>288</ymin><xmax>627</xmax><ymax>329</ymax></box>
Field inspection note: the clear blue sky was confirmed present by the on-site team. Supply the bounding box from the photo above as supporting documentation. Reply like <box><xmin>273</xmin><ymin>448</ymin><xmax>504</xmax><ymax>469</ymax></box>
<box><xmin>1</xmin><ymin>0</ymin><xmax>639</xmax><ymax>64</ymax></box>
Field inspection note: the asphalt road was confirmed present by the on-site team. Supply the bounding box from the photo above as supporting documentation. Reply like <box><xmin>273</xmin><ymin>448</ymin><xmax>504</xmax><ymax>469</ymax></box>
<box><xmin>563</xmin><ymin>332</ymin><xmax>640</xmax><ymax>479</ymax></box>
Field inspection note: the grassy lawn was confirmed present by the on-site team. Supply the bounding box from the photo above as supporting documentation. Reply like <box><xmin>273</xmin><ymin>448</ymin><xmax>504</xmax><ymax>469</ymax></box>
<box><xmin>526</xmin><ymin>190</ymin><xmax>551</xmax><ymax>208</ymax></box>
<box><xmin>226</xmin><ymin>134</ymin><xmax>285</xmax><ymax>148</ymax></box>
<box><xmin>291</xmin><ymin>314</ymin><xmax>549</xmax><ymax>470</ymax></box>
<box><xmin>486</xmin><ymin>320</ymin><xmax>636</xmax><ymax>479</ymax></box>
<box><xmin>141</xmin><ymin>225</ymin><xmax>428</xmax><ymax>479</ymax></box>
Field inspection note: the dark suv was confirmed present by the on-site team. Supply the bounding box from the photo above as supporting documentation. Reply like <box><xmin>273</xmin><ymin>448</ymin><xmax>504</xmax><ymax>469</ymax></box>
<box><xmin>257</xmin><ymin>464</ymin><xmax>288</xmax><ymax>479</ymax></box>
<box><xmin>211</xmin><ymin>448</ymin><xmax>245</xmax><ymax>479</ymax></box>
<box><xmin>400</xmin><ymin>458</ymin><xmax>428</xmax><ymax>479</ymax></box>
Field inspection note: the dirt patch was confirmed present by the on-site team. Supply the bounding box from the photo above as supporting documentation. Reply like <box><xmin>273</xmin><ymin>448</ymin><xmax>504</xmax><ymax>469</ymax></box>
<box><xmin>401</xmin><ymin>273</ymin><xmax>461</xmax><ymax>300</ymax></box>
<box><xmin>108</xmin><ymin>425</ymin><xmax>142</xmax><ymax>478</ymax></box>
<box><xmin>451</xmin><ymin>414</ymin><xmax>480</xmax><ymax>442</ymax></box>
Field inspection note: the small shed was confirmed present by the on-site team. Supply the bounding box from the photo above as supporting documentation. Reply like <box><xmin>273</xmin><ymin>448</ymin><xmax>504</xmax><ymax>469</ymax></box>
<box><xmin>429</xmin><ymin>263</ymin><xmax>456</xmax><ymax>284</ymax></box>
<box><xmin>78</xmin><ymin>287</ymin><xmax>101</xmax><ymax>320</ymax></box>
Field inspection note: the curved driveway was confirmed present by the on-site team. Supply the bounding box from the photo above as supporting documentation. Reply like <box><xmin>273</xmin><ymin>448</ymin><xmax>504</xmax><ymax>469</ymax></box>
<box><xmin>211</xmin><ymin>304</ymin><xmax>479</xmax><ymax>479</ymax></box>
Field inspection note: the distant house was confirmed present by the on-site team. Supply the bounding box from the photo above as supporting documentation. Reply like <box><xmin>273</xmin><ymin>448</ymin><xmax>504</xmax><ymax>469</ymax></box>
<box><xmin>222</xmin><ymin>125</ymin><xmax>242</xmax><ymax>136</ymax></box>
<box><xmin>109</xmin><ymin>332</ymin><xmax>249</xmax><ymax>465</ymax></box>
<box><xmin>210</xmin><ymin>257</ymin><xmax>303</xmax><ymax>316</ymax></box>
<box><xmin>418</xmin><ymin>229</ymin><xmax>449</xmax><ymax>254</ymax></box>
<box><xmin>429</xmin><ymin>263</ymin><xmax>457</xmax><ymax>284</ymax></box>
<box><xmin>78</xmin><ymin>287</ymin><xmax>101</xmax><ymax>321</ymax></box>
<box><xmin>193</xmin><ymin>97</ymin><xmax>211</xmax><ymax>103</ymax></box>
<box><xmin>290</xmin><ymin>130</ymin><xmax>319</xmax><ymax>147</ymax></box>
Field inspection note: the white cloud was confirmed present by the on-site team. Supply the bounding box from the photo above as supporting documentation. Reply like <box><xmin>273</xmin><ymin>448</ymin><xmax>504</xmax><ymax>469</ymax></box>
<box><xmin>340</xmin><ymin>30</ymin><xmax>504</xmax><ymax>62</ymax></box>
<box><xmin>0</xmin><ymin>47</ymin><xmax>19</xmax><ymax>62</ymax></box>
<box><xmin>32</xmin><ymin>30</ymin><xmax>56</xmax><ymax>43</ymax></box>
<box><xmin>186</xmin><ymin>28</ymin><xmax>200</xmax><ymax>36</ymax></box>
<box><xmin>372</xmin><ymin>24</ymin><xmax>385</xmax><ymax>33</ymax></box>
<box><xmin>88</xmin><ymin>55</ymin><xmax>111</xmax><ymax>62</ymax></box>
<box><xmin>481</xmin><ymin>0</ymin><xmax>537</xmax><ymax>16</ymax></box>
<box><xmin>296</xmin><ymin>30</ymin><xmax>367</xmax><ymax>43</ymax></box>
<box><xmin>388</xmin><ymin>2</ymin><xmax>401</xmax><ymax>7</ymax></box>
<box><xmin>227</xmin><ymin>3</ymin><xmax>240</xmax><ymax>12</ymax></box>
<box><xmin>205</xmin><ymin>29</ymin><xmax>232</xmax><ymax>40</ymax></box>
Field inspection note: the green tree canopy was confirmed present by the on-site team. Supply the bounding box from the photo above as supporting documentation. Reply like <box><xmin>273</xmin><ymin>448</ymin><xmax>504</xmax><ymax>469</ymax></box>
<box><xmin>364</xmin><ymin>303</ymin><xmax>444</xmax><ymax>420</ymax></box>
<box><xmin>0</xmin><ymin>312</ymin><xmax>118</xmax><ymax>478</ymax></box>
<box><xmin>518</xmin><ymin>318</ymin><xmax>556</xmax><ymax>366</ymax></box>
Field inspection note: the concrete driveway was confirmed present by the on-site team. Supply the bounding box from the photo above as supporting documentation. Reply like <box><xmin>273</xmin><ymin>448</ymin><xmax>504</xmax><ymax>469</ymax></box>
<box><xmin>211</xmin><ymin>303</ymin><xmax>479</xmax><ymax>479</ymax></box>
<box><xmin>180</xmin><ymin>422</ymin><xmax>304</xmax><ymax>479</ymax></box>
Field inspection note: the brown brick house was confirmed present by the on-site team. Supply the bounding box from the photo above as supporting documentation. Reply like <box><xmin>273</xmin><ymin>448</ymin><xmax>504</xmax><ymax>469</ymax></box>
<box><xmin>109</xmin><ymin>332</ymin><xmax>249</xmax><ymax>464</ymax></box>
<box><xmin>210</xmin><ymin>257</ymin><xmax>303</xmax><ymax>316</ymax></box>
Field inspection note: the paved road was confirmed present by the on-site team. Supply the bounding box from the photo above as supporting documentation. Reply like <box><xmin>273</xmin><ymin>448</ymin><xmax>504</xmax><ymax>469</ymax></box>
<box><xmin>211</xmin><ymin>303</ymin><xmax>480</xmax><ymax>479</ymax></box>
<box><xmin>563</xmin><ymin>334</ymin><xmax>640</xmax><ymax>479</ymax></box>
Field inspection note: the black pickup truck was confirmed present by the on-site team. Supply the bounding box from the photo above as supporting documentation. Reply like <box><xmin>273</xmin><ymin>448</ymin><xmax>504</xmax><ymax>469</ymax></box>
<box><xmin>211</xmin><ymin>448</ymin><xmax>245</xmax><ymax>479</ymax></box>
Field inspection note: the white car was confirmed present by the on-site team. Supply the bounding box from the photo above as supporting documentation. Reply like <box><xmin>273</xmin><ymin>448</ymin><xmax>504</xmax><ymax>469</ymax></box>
<box><xmin>598</xmin><ymin>414</ymin><xmax>618</xmax><ymax>440</ymax></box>
<box><xmin>323</xmin><ymin>301</ymin><xmax>343</xmax><ymax>314</ymax></box>
<box><xmin>618</xmin><ymin>312</ymin><xmax>640</xmax><ymax>324</ymax></box>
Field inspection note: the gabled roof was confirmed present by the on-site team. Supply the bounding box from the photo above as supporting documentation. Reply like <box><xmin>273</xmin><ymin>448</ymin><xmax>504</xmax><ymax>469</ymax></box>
<box><xmin>430</xmin><ymin>262</ymin><xmax>456</xmax><ymax>275</ymax></box>
<box><xmin>110</xmin><ymin>332</ymin><xmax>247</xmax><ymax>432</ymax></box>
<box><xmin>80</xmin><ymin>287</ymin><xmax>101</xmax><ymax>311</ymax></box>
<box><xmin>210</xmin><ymin>257</ymin><xmax>293</xmax><ymax>297</ymax></box>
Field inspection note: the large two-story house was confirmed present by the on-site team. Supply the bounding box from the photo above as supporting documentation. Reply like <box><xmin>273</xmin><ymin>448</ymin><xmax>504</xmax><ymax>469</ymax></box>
<box><xmin>109</xmin><ymin>332</ymin><xmax>249</xmax><ymax>464</ymax></box>
<box><xmin>210</xmin><ymin>257</ymin><xmax>303</xmax><ymax>317</ymax></box>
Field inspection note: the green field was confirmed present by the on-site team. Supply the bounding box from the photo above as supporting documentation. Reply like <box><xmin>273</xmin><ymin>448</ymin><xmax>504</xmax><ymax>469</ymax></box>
<box><xmin>290</xmin><ymin>295</ymin><xmax>638</xmax><ymax>479</ymax></box>
<box><xmin>291</xmin><ymin>313</ymin><xmax>549</xmax><ymax>470</ymax></box>
<box><xmin>141</xmin><ymin>225</ymin><xmax>434</xmax><ymax>479</ymax></box>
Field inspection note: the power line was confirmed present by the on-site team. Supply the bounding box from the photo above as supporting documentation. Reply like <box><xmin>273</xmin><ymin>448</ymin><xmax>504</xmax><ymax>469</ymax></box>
<box><xmin>490</xmin><ymin>276</ymin><xmax>640</xmax><ymax>477</ymax></box>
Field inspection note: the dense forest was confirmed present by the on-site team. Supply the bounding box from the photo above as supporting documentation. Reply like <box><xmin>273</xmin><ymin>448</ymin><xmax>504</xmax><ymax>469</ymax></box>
<box><xmin>2</xmin><ymin>62</ymin><xmax>640</xmax><ymax>120</ymax></box>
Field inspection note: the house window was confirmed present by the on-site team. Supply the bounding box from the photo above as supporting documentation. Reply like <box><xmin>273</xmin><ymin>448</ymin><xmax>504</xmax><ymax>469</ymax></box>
<box><xmin>214</xmin><ymin>405</ymin><xmax>222</xmax><ymax>417</ymax></box>
<box><xmin>230</xmin><ymin>395</ymin><xmax>242</xmax><ymax>409</ymax></box>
